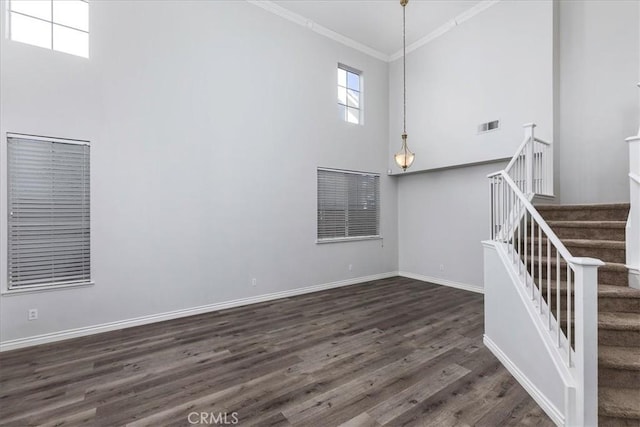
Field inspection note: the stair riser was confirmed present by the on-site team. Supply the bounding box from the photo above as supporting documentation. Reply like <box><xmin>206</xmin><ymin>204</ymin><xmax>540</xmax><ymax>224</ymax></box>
<box><xmin>543</xmin><ymin>294</ymin><xmax>640</xmax><ymax>314</ymax></box>
<box><xmin>598</xmin><ymin>416</ymin><xmax>640</xmax><ymax>426</ymax></box>
<box><xmin>600</xmin><ymin>270</ymin><xmax>630</xmax><ymax>287</ymax></box>
<box><xmin>523</xmin><ymin>243</ymin><xmax>626</xmax><ymax>264</ymax></box>
<box><xmin>599</xmin><ymin>367</ymin><xmax>640</xmax><ymax>388</ymax></box>
<box><xmin>600</xmin><ymin>330</ymin><xmax>640</xmax><ymax>347</ymax></box>
<box><xmin>599</xmin><ymin>297</ymin><xmax>640</xmax><ymax>313</ymax></box>
<box><xmin>550</xmin><ymin>227</ymin><xmax>626</xmax><ymax>241</ymax></box>
<box><xmin>524</xmin><ymin>264</ymin><xmax>628</xmax><ymax>287</ymax></box>
<box><xmin>537</xmin><ymin>207</ymin><xmax>629</xmax><ymax>221</ymax></box>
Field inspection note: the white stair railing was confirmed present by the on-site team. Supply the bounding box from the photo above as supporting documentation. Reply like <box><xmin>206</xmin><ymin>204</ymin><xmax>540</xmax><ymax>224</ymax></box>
<box><xmin>487</xmin><ymin>124</ymin><xmax>602</xmax><ymax>426</ymax></box>
<box><xmin>625</xmin><ymin>83</ymin><xmax>640</xmax><ymax>289</ymax></box>
<box><xmin>504</xmin><ymin>123</ymin><xmax>554</xmax><ymax>198</ymax></box>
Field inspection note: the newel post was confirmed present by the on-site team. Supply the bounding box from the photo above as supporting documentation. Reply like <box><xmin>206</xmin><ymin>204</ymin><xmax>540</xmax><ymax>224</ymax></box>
<box><xmin>524</xmin><ymin>123</ymin><xmax>536</xmax><ymax>195</ymax></box>
<box><xmin>571</xmin><ymin>257</ymin><xmax>604</xmax><ymax>427</ymax></box>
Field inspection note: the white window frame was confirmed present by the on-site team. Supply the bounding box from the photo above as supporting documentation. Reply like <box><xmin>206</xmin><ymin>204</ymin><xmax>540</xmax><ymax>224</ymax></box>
<box><xmin>337</xmin><ymin>64</ymin><xmax>363</xmax><ymax>125</ymax></box>
<box><xmin>317</xmin><ymin>167</ymin><xmax>381</xmax><ymax>243</ymax></box>
<box><xmin>6</xmin><ymin>0</ymin><xmax>90</xmax><ymax>58</ymax></box>
<box><xmin>3</xmin><ymin>133</ymin><xmax>93</xmax><ymax>294</ymax></box>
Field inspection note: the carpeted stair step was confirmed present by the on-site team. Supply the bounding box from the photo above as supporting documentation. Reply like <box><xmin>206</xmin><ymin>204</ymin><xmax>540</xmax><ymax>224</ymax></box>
<box><xmin>599</xmin><ymin>285</ymin><xmax>640</xmax><ymax>313</ymax></box>
<box><xmin>599</xmin><ymin>346</ymin><xmax>640</xmax><ymax>388</ymax></box>
<box><xmin>523</xmin><ymin>256</ymin><xmax>628</xmax><ymax>287</ymax></box>
<box><xmin>540</xmin><ymin>283</ymin><xmax>640</xmax><ymax>313</ymax></box>
<box><xmin>546</xmin><ymin>220</ymin><xmax>627</xmax><ymax>241</ymax></box>
<box><xmin>536</xmin><ymin>203</ymin><xmax>630</xmax><ymax>221</ymax></box>
<box><xmin>599</xmin><ymin>386</ymin><xmax>640</xmax><ymax>425</ymax></box>
<box><xmin>526</xmin><ymin>237</ymin><xmax>625</xmax><ymax>264</ymax></box>
<box><xmin>599</xmin><ymin>312</ymin><xmax>640</xmax><ymax>347</ymax></box>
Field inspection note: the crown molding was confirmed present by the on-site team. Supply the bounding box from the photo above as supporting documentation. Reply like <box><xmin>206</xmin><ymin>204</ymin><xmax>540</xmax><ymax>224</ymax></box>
<box><xmin>246</xmin><ymin>0</ymin><xmax>389</xmax><ymax>62</ymax></box>
<box><xmin>247</xmin><ymin>0</ymin><xmax>501</xmax><ymax>63</ymax></box>
<box><xmin>388</xmin><ymin>0</ymin><xmax>502</xmax><ymax>62</ymax></box>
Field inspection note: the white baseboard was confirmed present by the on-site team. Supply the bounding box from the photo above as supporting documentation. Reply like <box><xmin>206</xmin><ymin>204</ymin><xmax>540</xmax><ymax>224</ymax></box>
<box><xmin>398</xmin><ymin>271</ymin><xmax>484</xmax><ymax>294</ymax></box>
<box><xmin>628</xmin><ymin>267</ymin><xmax>640</xmax><ymax>290</ymax></box>
<box><xmin>484</xmin><ymin>335</ymin><xmax>565</xmax><ymax>427</ymax></box>
<box><xmin>0</xmin><ymin>271</ymin><xmax>399</xmax><ymax>352</ymax></box>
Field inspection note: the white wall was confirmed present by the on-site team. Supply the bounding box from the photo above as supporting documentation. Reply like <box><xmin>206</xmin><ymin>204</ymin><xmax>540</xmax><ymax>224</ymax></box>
<box><xmin>388</xmin><ymin>0</ymin><xmax>553</xmax><ymax>174</ymax></box>
<box><xmin>0</xmin><ymin>1</ymin><xmax>397</xmax><ymax>344</ymax></box>
<box><xmin>398</xmin><ymin>161</ymin><xmax>506</xmax><ymax>290</ymax></box>
<box><xmin>483</xmin><ymin>241</ymin><xmax>569</xmax><ymax>426</ymax></box>
<box><xmin>393</xmin><ymin>0</ymin><xmax>552</xmax><ymax>289</ymax></box>
<box><xmin>556</xmin><ymin>0</ymin><xmax>640</xmax><ymax>204</ymax></box>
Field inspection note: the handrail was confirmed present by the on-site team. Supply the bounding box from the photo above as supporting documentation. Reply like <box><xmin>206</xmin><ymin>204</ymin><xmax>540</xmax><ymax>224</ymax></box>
<box><xmin>504</xmin><ymin>136</ymin><xmax>530</xmax><ymax>174</ymax></box>
<box><xmin>497</xmin><ymin>171</ymin><xmax>574</xmax><ymax>262</ymax></box>
<box><xmin>534</xmin><ymin>137</ymin><xmax>552</xmax><ymax>146</ymax></box>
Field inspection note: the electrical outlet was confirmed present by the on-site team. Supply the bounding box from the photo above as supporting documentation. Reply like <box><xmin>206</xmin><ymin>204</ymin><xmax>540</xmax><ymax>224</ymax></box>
<box><xmin>28</xmin><ymin>309</ymin><xmax>38</xmax><ymax>321</ymax></box>
<box><xmin>439</xmin><ymin>264</ymin><xmax>445</xmax><ymax>271</ymax></box>
<box><xmin>251</xmin><ymin>278</ymin><xmax>257</xmax><ymax>287</ymax></box>
<box><xmin>348</xmin><ymin>264</ymin><xmax>353</xmax><ymax>271</ymax></box>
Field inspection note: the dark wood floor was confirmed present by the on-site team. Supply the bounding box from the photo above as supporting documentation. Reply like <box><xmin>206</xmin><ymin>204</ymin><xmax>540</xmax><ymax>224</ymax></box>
<box><xmin>0</xmin><ymin>277</ymin><xmax>553</xmax><ymax>426</ymax></box>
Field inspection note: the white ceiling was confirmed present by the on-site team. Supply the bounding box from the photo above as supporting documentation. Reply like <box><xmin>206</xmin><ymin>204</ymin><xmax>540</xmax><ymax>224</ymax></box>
<box><xmin>271</xmin><ymin>0</ymin><xmax>483</xmax><ymax>57</ymax></box>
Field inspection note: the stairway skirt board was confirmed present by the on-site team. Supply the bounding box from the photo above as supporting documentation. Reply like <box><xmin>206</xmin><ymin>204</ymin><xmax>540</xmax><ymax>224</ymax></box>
<box><xmin>534</xmin><ymin>203</ymin><xmax>640</xmax><ymax>426</ymax></box>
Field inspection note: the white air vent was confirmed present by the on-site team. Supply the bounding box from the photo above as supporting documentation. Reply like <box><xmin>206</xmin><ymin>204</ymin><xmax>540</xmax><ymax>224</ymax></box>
<box><xmin>478</xmin><ymin>120</ymin><xmax>500</xmax><ymax>134</ymax></box>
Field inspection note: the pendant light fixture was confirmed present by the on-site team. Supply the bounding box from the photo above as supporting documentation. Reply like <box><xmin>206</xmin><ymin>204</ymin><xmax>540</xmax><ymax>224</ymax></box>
<box><xmin>394</xmin><ymin>0</ymin><xmax>415</xmax><ymax>172</ymax></box>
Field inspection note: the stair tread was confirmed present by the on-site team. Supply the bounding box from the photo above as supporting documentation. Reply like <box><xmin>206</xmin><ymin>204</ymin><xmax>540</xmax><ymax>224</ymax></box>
<box><xmin>537</xmin><ymin>203</ymin><xmax>631</xmax><ymax>210</ymax></box>
<box><xmin>599</xmin><ymin>386</ymin><xmax>640</xmax><ymax>419</ymax></box>
<box><xmin>534</xmin><ymin>237</ymin><xmax>625</xmax><ymax>249</ymax></box>
<box><xmin>599</xmin><ymin>346</ymin><xmax>640</xmax><ymax>370</ymax></box>
<box><xmin>527</xmin><ymin>255</ymin><xmax>627</xmax><ymax>271</ymax></box>
<box><xmin>546</xmin><ymin>220</ymin><xmax>627</xmax><ymax>229</ymax></box>
<box><xmin>543</xmin><ymin>283</ymin><xmax>640</xmax><ymax>299</ymax></box>
<box><xmin>599</xmin><ymin>312</ymin><xmax>640</xmax><ymax>331</ymax></box>
<box><xmin>554</xmin><ymin>238</ymin><xmax>624</xmax><ymax>249</ymax></box>
<box><xmin>599</xmin><ymin>284</ymin><xmax>640</xmax><ymax>299</ymax></box>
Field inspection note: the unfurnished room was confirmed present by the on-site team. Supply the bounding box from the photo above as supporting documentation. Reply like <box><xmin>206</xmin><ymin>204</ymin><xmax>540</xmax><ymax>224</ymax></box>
<box><xmin>0</xmin><ymin>0</ymin><xmax>638</xmax><ymax>426</ymax></box>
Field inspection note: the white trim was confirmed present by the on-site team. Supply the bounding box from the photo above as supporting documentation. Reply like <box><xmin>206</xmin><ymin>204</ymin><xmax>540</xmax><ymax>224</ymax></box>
<box><xmin>2</xmin><ymin>280</ymin><xmax>94</xmax><ymax>296</ymax></box>
<box><xmin>317</xmin><ymin>167</ymin><xmax>380</xmax><ymax>177</ymax></box>
<box><xmin>484</xmin><ymin>335</ymin><xmax>566</xmax><ymax>427</ymax></box>
<box><xmin>0</xmin><ymin>271</ymin><xmax>399</xmax><ymax>352</ymax></box>
<box><xmin>388</xmin><ymin>0</ymin><xmax>501</xmax><ymax>61</ymax></box>
<box><xmin>246</xmin><ymin>0</ymin><xmax>501</xmax><ymax>63</ymax></box>
<box><xmin>7</xmin><ymin>132</ymin><xmax>90</xmax><ymax>145</ymax></box>
<box><xmin>316</xmin><ymin>236</ymin><xmax>382</xmax><ymax>244</ymax></box>
<box><xmin>246</xmin><ymin>0</ymin><xmax>388</xmax><ymax>62</ymax></box>
<box><xmin>628</xmin><ymin>267</ymin><xmax>640</xmax><ymax>290</ymax></box>
<box><xmin>398</xmin><ymin>271</ymin><xmax>484</xmax><ymax>294</ymax></box>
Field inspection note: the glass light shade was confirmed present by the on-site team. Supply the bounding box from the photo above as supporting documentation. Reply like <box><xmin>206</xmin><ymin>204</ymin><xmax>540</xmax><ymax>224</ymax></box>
<box><xmin>394</xmin><ymin>134</ymin><xmax>415</xmax><ymax>171</ymax></box>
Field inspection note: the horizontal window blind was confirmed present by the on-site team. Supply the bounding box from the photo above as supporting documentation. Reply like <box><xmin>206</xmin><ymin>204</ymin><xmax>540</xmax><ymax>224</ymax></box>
<box><xmin>317</xmin><ymin>168</ymin><xmax>380</xmax><ymax>240</ymax></box>
<box><xmin>8</xmin><ymin>135</ymin><xmax>91</xmax><ymax>289</ymax></box>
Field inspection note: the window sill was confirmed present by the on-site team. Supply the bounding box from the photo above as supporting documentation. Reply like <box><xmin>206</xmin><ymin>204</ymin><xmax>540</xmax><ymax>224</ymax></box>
<box><xmin>316</xmin><ymin>236</ymin><xmax>382</xmax><ymax>244</ymax></box>
<box><xmin>2</xmin><ymin>280</ymin><xmax>95</xmax><ymax>296</ymax></box>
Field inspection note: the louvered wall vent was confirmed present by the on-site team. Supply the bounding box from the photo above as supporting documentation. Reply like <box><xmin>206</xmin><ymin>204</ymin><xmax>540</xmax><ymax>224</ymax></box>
<box><xmin>478</xmin><ymin>120</ymin><xmax>500</xmax><ymax>134</ymax></box>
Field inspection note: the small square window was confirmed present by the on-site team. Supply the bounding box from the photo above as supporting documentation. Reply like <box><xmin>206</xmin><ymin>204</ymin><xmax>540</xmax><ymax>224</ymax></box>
<box><xmin>337</xmin><ymin>64</ymin><xmax>362</xmax><ymax>125</ymax></box>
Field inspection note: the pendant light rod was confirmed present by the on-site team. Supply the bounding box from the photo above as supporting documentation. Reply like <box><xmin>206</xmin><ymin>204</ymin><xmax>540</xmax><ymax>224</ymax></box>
<box><xmin>394</xmin><ymin>0</ymin><xmax>415</xmax><ymax>172</ymax></box>
<box><xmin>402</xmin><ymin>0</ymin><xmax>407</xmax><ymax>135</ymax></box>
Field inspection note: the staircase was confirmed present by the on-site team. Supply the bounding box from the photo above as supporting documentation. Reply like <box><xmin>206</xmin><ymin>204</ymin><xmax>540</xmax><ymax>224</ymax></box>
<box><xmin>536</xmin><ymin>203</ymin><xmax>640</xmax><ymax>426</ymax></box>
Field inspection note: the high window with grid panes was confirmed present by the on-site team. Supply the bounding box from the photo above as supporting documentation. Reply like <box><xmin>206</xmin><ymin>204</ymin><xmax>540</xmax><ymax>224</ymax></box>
<box><xmin>8</xmin><ymin>0</ymin><xmax>89</xmax><ymax>58</ymax></box>
<box><xmin>337</xmin><ymin>65</ymin><xmax>361</xmax><ymax>124</ymax></box>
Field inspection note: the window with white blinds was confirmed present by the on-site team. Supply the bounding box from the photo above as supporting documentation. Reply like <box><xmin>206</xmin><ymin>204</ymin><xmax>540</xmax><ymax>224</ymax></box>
<box><xmin>317</xmin><ymin>168</ymin><xmax>380</xmax><ymax>241</ymax></box>
<box><xmin>7</xmin><ymin>135</ymin><xmax>91</xmax><ymax>290</ymax></box>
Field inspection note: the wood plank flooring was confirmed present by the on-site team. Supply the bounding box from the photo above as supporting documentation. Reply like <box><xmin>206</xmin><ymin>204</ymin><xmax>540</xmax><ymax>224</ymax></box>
<box><xmin>0</xmin><ymin>277</ymin><xmax>554</xmax><ymax>426</ymax></box>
